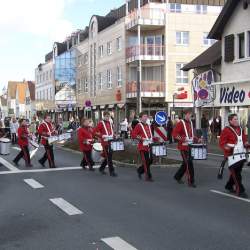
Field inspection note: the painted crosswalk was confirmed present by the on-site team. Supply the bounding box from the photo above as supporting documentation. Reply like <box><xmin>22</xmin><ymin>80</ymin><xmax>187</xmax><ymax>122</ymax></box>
<box><xmin>210</xmin><ymin>190</ymin><xmax>250</xmax><ymax>203</ymax></box>
<box><xmin>24</xmin><ymin>178</ymin><xmax>44</xmax><ymax>189</ymax></box>
<box><xmin>101</xmin><ymin>236</ymin><xmax>138</xmax><ymax>250</ymax></box>
<box><xmin>50</xmin><ymin>198</ymin><xmax>83</xmax><ymax>216</ymax></box>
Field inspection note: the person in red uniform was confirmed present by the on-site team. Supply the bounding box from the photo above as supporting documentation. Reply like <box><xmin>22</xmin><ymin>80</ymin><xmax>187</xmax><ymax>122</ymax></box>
<box><xmin>93</xmin><ymin>111</ymin><xmax>117</xmax><ymax>177</ymax></box>
<box><xmin>219</xmin><ymin>114</ymin><xmax>249</xmax><ymax>197</ymax></box>
<box><xmin>38</xmin><ymin>114</ymin><xmax>57</xmax><ymax>168</ymax></box>
<box><xmin>172</xmin><ymin>110</ymin><xmax>199</xmax><ymax>187</ymax></box>
<box><xmin>132</xmin><ymin>112</ymin><xmax>156</xmax><ymax>181</ymax></box>
<box><xmin>13</xmin><ymin>119</ymin><xmax>32</xmax><ymax>167</ymax></box>
<box><xmin>78</xmin><ymin>117</ymin><xmax>95</xmax><ymax>171</ymax></box>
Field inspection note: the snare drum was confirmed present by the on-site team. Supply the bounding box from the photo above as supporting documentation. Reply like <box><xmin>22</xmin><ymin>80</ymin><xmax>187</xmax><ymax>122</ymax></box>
<box><xmin>151</xmin><ymin>143</ymin><xmax>167</xmax><ymax>157</ymax></box>
<box><xmin>228</xmin><ymin>153</ymin><xmax>246</xmax><ymax>167</ymax></box>
<box><xmin>92</xmin><ymin>143</ymin><xmax>103</xmax><ymax>163</ymax></box>
<box><xmin>48</xmin><ymin>136</ymin><xmax>58</xmax><ymax>145</ymax></box>
<box><xmin>58</xmin><ymin>133</ymin><xmax>71</xmax><ymax>142</ymax></box>
<box><xmin>190</xmin><ymin>144</ymin><xmax>207</xmax><ymax>160</ymax></box>
<box><xmin>111</xmin><ymin>139</ymin><xmax>125</xmax><ymax>151</ymax></box>
<box><xmin>29</xmin><ymin>140</ymin><xmax>39</xmax><ymax>148</ymax></box>
<box><xmin>143</xmin><ymin>139</ymin><xmax>153</xmax><ymax>146</ymax></box>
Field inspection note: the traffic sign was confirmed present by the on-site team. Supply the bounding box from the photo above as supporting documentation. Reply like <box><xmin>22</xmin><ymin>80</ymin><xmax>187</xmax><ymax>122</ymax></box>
<box><xmin>155</xmin><ymin>111</ymin><xmax>168</xmax><ymax>126</ymax></box>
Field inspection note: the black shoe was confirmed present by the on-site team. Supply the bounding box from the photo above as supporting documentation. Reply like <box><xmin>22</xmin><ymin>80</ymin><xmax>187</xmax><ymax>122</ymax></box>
<box><xmin>13</xmin><ymin>160</ymin><xmax>19</xmax><ymax>166</ymax></box>
<box><xmin>50</xmin><ymin>165</ymin><xmax>56</xmax><ymax>169</ymax></box>
<box><xmin>99</xmin><ymin>169</ymin><xmax>106</xmax><ymax>175</ymax></box>
<box><xmin>38</xmin><ymin>160</ymin><xmax>45</xmax><ymax>167</ymax></box>
<box><xmin>188</xmin><ymin>183</ymin><xmax>197</xmax><ymax>188</ymax></box>
<box><xmin>110</xmin><ymin>172</ymin><xmax>118</xmax><ymax>177</ymax></box>
<box><xmin>174</xmin><ymin>177</ymin><xmax>184</xmax><ymax>184</ymax></box>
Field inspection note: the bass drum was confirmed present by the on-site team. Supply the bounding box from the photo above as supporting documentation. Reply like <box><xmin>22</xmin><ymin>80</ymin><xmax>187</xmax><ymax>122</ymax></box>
<box><xmin>92</xmin><ymin>143</ymin><xmax>103</xmax><ymax>163</ymax></box>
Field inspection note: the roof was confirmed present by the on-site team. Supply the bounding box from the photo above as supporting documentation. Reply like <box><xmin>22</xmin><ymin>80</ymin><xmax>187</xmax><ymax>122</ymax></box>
<box><xmin>16</xmin><ymin>82</ymin><xmax>27</xmax><ymax>104</ymax></box>
<box><xmin>55</xmin><ymin>42</ymin><xmax>67</xmax><ymax>55</ymax></box>
<box><xmin>94</xmin><ymin>15</ymin><xmax>118</xmax><ymax>32</ymax></box>
<box><xmin>208</xmin><ymin>0</ymin><xmax>243</xmax><ymax>39</ymax></box>
<box><xmin>182</xmin><ymin>41</ymin><xmax>222</xmax><ymax>71</ymax></box>
<box><xmin>45</xmin><ymin>51</ymin><xmax>53</xmax><ymax>62</ymax></box>
<box><xmin>27</xmin><ymin>81</ymin><xmax>35</xmax><ymax>101</ymax></box>
<box><xmin>7</xmin><ymin>81</ymin><xmax>18</xmax><ymax>99</ymax></box>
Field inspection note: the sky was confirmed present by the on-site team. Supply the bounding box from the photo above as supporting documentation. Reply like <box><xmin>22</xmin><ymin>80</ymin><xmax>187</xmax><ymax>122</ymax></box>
<box><xmin>0</xmin><ymin>0</ymin><xmax>125</xmax><ymax>90</ymax></box>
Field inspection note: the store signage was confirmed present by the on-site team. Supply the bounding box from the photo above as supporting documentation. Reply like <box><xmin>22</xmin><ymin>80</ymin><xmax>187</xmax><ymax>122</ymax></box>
<box><xmin>192</xmin><ymin>70</ymin><xmax>215</xmax><ymax>107</ymax></box>
<box><xmin>214</xmin><ymin>82</ymin><xmax>250</xmax><ymax>107</ymax></box>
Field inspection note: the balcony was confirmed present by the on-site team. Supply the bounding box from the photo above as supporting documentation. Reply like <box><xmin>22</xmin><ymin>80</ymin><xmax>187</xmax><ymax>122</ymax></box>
<box><xmin>126</xmin><ymin>80</ymin><xmax>165</xmax><ymax>98</ymax></box>
<box><xmin>126</xmin><ymin>8</ymin><xmax>165</xmax><ymax>30</ymax></box>
<box><xmin>126</xmin><ymin>44</ymin><xmax>165</xmax><ymax>63</ymax></box>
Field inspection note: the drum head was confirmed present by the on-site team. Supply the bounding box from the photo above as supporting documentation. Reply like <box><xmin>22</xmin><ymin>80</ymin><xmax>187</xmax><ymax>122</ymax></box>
<box><xmin>93</xmin><ymin>143</ymin><xmax>103</xmax><ymax>151</ymax></box>
<box><xmin>0</xmin><ymin>138</ymin><xmax>10</xmax><ymax>143</ymax></box>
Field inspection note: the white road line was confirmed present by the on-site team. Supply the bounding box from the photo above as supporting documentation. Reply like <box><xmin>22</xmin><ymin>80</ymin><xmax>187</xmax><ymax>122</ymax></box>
<box><xmin>101</xmin><ymin>236</ymin><xmax>138</xmax><ymax>250</ymax></box>
<box><xmin>0</xmin><ymin>166</ymin><xmax>82</xmax><ymax>175</ymax></box>
<box><xmin>210</xmin><ymin>190</ymin><xmax>250</xmax><ymax>203</ymax></box>
<box><xmin>30</xmin><ymin>148</ymin><xmax>39</xmax><ymax>159</ymax></box>
<box><xmin>50</xmin><ymin>198</ymin><xmax>83</xmax><ymax>216</ymax></box>
<box><xmin>23</xmin><ymin>178</ymin><xmax>44</xmax><ymax>189</ymax></box>
<box><xmin>0</xmin><ymin>157</ymin><xmax>20</xmax><ymax>172</ymax></box>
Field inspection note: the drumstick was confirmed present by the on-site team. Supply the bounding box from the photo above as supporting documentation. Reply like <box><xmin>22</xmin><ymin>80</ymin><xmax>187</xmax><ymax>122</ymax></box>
<box><xmin>217</xmin><ymin>158</ymin><xmax>227</xmax><ymax>180</ymax></box>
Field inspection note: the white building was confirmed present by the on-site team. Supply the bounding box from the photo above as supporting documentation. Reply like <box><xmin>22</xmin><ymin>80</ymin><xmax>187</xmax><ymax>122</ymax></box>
<box><xmin>25</xmin><ymin>81</ymin><xmax>36</xmax><ymax>120</ymax></box>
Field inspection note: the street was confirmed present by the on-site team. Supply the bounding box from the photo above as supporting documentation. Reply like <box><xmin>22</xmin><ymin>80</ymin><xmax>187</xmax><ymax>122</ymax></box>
<box><xmin>0</xmin><ymin>145</ymin><xmax>250</xmax><ymax>250</ymax></box>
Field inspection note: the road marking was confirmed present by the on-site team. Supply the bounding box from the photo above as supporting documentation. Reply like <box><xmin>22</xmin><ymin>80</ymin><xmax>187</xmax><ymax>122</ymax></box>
<box><xmin>0</xmin><ymin>157</ymin><xmax>20</xmax><ymax>172</ymax></box>
<box><xmin>24</xmin><ymin>178</ymin><xmax>44</xmax><ymax>189</ymax></box>
<box><xmin>12</xmin><ymin>147</ymin><xmax>21</xmax><ymax>151</ymax></box>
<box><xmin>0</xmin><ymin>166</ymin><xmax>82</xmax><ymax>175</ymax></box>
<box><xmin>50</xmin><ymin>198</ymin><xmax>83</xmax><ymax>216</ymax></box>
<box><xmin>101</xmin><ymin>236</ymin><xmax>138</xmax><ymax>250</ymax></box>
<box><xmin>210</xmin><ymin>190</ymin><xmax>250</xmax><ymax>203</ymax></box>
<box><xmin>30</xmin><ymin>148</ymin><xmax>39</xmax><ymax>159</ymax></box>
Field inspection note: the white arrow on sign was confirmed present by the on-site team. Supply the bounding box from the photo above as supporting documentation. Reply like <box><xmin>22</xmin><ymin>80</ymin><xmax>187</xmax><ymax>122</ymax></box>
<box><xmin>157</xmin><ymin>114</ymin><xmax>166</xmax><ymax>122</ymax></box>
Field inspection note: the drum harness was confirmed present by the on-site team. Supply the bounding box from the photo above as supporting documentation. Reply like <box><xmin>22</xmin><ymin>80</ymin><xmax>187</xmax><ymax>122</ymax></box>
<box><xmin>101</xmin><ymin>120</ymin><xmax>114</xmax><ymax>158</ymax></box>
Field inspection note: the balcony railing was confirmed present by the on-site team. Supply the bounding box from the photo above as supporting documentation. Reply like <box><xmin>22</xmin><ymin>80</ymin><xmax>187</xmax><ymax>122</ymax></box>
<box><xmin>126</xmin><ymin>44</ymin><xmax>165</xmax><ymax>59</ymax></box>
<box><xmin>126</xmin><ymin>80</ymin><xmax>165</xmax><ymax>98</ymax></box>
<box><xmin>126</xmin><ymin>8</ymin><xmax>165</xmax><ymax>28</ymax></box>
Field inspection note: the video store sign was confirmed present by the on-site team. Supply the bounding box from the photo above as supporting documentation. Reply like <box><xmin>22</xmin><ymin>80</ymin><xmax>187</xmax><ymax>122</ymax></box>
<box><xmin>215</xmin><ymin>82</ymin><xmax>250</xmax><ymax>106</ymax></box>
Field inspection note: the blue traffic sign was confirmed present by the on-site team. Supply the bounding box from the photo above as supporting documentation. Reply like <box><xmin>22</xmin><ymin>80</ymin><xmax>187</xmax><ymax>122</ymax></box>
<box><xmin>155</xmin><ymin>111</ymin><xmax>168</xmax><ymax>125</ymax></box>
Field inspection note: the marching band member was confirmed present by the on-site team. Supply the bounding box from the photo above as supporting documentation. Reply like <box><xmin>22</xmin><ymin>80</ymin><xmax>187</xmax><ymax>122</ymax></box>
<box><xmin>132</xmin><ymin>112</ymin><xmax>156</xmax><ymax>181</ymax></box>
<box><xmin>78</xmin><ymin>117</ymin><xmax>95</xmax><ymax>171</ymax></box>
<box><xmin>219</xmin><ymin>114</ymin><xmax>249</xmax><ymax>197</ymax></box>
<box><xmin>38</xmin><ymin>114</ymin><xmax>57</xmax><ymax>168</ymax></box>
<box><xmin>172</xmin><ymin>110</ymin><xmax>199</xmax><ymax>188</ymax></box>
<box><xmin>93</xmin><ymin>111</ymin><xmax>117</xmax><ymax>177</ymax></box>
<box><xmin>13</xmin><ymin>119</ymin><xmax>32</xmax><ymax>167</ymax></box>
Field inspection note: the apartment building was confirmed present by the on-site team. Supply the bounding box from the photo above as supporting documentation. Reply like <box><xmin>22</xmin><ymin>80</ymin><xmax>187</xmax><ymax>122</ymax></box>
<box><xmin>35</xmin><ymin>52</ymin><xmax>55</xmax><ymax>117</ymax></box>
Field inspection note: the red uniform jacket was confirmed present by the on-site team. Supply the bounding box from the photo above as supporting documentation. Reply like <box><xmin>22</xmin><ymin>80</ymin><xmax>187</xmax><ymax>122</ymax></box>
<box><xmin>219</xmin><ymin>126</ymin><xmax>247</xmax><ymax>157</ymax></box>
<box><xmin>18</xmin><ymin>126</ymin><xmax>29</xmax><ymax>147</ymax></box>
<box><xmin>78</xmin><ymin>127</ymin><xmax>93</xmax><ymax>152</ymax></box>
<box><xmin>38</xmin><ymin>122</ymin><xmax>55</xmax><ymax>145</ymax></box>
<box><xmin>172</xmin><ymin>119</ymin><xmax>197</xmax><ymax>151</ymax></box>
<box><xmin>132</xmin><ymin>122</ymin><xmax>156</xmax><ymax>152</ymax></box>
<box><xmin>93</xmin><ymin>120</ymin><xmax>114</xmax><ymax>147</ymax></box>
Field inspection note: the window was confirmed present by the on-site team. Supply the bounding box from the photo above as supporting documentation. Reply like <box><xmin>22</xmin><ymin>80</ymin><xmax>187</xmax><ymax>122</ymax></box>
<box><xmin>107</xmin><ymin>69</ymin><xmax>112</xmax><ymax>88</ymax></box>
<box><xmin>99</xmin><ymin>45</ymin><xmax>104</xmax><ymax>58</ymax></box>
<box><xmin>84</xmin><ymin>78</ymin><xmax>88</xmax><ymax>93</ymax></box>
<box><xmin>176</xmin><ymin>31</ymin><xmax>189</xmax><ymax>45</ymax></box>
<box><xmin>107</xmin><ymin>42</ymin><xmax>112</xmax><ymax>55</ymax></box>
<box><xmin>39</xmin><ymin>75</ymin><xmax>42</xmax><ymax>83</ymax></box>
<box><xmin>43</xmin><ymin>73</ymin><xmax>45</xmax><ymax>81</ymax></box>
<box><xmin>117</xmin><ymin>66</ymin><xmax>122</xmax><ymax>87</ymax></box>
<box><xmin>203</xmin><ymin>32</ymin><xmax>216</xmax><ymax>46</ymax></box>
<box><xmin>98</xmin><ymin>72</ymin><xmax>103</xmax><ymax>90</ymax></box>
<box><xmin>196</xmin><ymin>5</ymin><xmax>207</xmax><ymax>14</ymax></box>
<box><xmin>238</xmin><ymin>33</ymin><xmax>245</xmax><ymax>59</ymax></box>
<box><xmin>176</xmin><ymin>63</ymin><xmax>188</xmax><ymax>84</ymax></box>
<box><xmin>116</xmin><ymin>37</ymin><xmax>122</xmax><ymax>51</ymax></box>
<box><xmin>224</xmin><ymin>34</ymin><xmax>235</xmax><ymax>62</ymax></box>
<box><xmin>83</xmin><ymin>53</ymin><xmax>88</xmax><ymax>64</ymax></box>
<box><xmin>170</xmin><ymin>3</ymin><xmax>181</xmax><ymax>13</ymax></box>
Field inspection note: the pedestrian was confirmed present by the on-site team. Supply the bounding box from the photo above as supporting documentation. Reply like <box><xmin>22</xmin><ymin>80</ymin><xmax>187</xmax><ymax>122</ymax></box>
<box><xmin>38</xmin><ymin>114</ymin><xmax>57</xmax><ymax>168</ymax></box>
<box><xmin>120</xmin><ymin>118</ymin><xmax>128</xmax><ymax>139</ymax></box>
<box><xmin>210</xmin><ymin>118</ymin><xmax>218</xmax><ymax>143</ymax></box>
<box><xmin>132</xmin><ymin>112</ymin><xmax>155</xmax><ymax>181</ymax></box>
<box><xmin>172</xmin><ymin>109</ymin><xmax>201</xmax><ymax>188</ymax></box>
<box><xmin>78</xmin><ymin>117</ymin><xmax>95</xmax><ymax>171</ymax></box>
<box><xmin>219</xmin><ymin>114</ymin><xmax>249</xmax><ymax>198</ymax></box>
<box><xmin>29</xmin><ymin>115</ymin><xmax>38</xmax><ymax>136</ymax></box>
<box><xmin>10</xmin><ymin>117</ymin><xmax>19</xmax><ymax>144</ymax></box>
<box><xmin>13</xmin><ymin>119</ymin><xmax>32</xmax><ymax>167</ymax></box>
<box><xmin>93</xmin><ymin>111</ymin><xmax>117</xmax><ymax>177</ymax></box>
<box><xmin>201</xmin><ymin>114</ymin><xmax>209</xmax><ymax>143</ymax></box>
<box><xmin>166</xmin><ymin>116</ymin><xmax>174</xmax><ymax>144</ymax></box>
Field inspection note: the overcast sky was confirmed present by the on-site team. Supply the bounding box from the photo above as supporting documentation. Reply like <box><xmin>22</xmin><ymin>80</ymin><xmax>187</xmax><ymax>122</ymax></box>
<box><xmin>0</xmin><ymin>0</ymin><xmax>124</xmax><ymax>90</ymax></box>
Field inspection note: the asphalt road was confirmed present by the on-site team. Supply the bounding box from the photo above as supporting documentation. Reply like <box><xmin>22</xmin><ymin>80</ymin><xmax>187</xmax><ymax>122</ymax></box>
<box><xmin>0</xmin><ymin>144</ymin><xmax>250</xmax><ymax>250</ymax></box>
